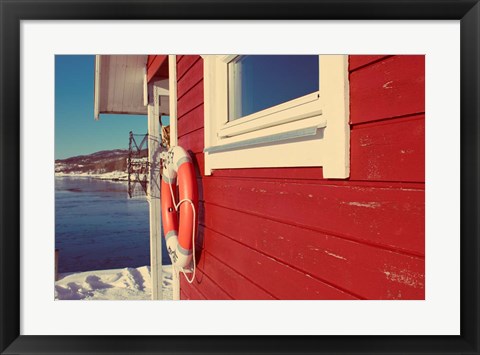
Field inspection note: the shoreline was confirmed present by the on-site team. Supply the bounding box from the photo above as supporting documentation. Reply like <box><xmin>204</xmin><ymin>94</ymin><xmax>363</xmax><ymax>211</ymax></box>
<box><xmin>55</xmin><ymin>171</ymin><xmax>129</xmax><ymax>182</ymax></box>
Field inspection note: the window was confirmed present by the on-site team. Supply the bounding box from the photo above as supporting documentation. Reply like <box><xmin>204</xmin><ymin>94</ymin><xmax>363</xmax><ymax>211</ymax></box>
<box><xmin>203</xmin><ymin>55</ymin><xmax>349</xmax><ymax>178</ymax></box>
<box><xmin>228</xmin><ymin>55</ymin><xmax>319</xmax><ymax>121</ymax></box>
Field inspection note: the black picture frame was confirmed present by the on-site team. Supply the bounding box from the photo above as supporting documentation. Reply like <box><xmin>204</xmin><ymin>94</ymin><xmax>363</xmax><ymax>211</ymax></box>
<box><xmin>1</xmin><ymin>1</ymin><xmax>479</xmax><ymax>354</ymax></box>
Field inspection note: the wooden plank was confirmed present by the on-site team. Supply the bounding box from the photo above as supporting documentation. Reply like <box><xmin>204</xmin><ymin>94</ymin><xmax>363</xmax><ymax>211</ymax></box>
<box><xmin>98</xmin><ymin>56</ymin><xmax>111</xmax><ymax>113</ymax></box>
<box><xmin>349</xmin><ymin>55</ymin><xmax>390</xmax><ymax>71</ymax></box>
<box><xmin>177</xmin><ymin>59</ymin><xmax>203</xmax><ymax>100</ymax></box>
<box><xmin>177</xmin><ymin>55</ymin><xmax>184</xmax><ymax>64</ymax></box>
<box><xmin>114</xmin><ymin>58</ymin><xmax>127</xmax><ymax>112</ymax></box>
<box><xmin>350</xmin><ymin>55</ymin><xmax>425</xmax><ymax>124</ymax></box>
<box><xmin>350</xmin><ymin>115</ymin><xmax>425</xmax><ymax>182</ymax></box>
<box><xmin>180</xmin><ymin>278</ymin><xmax>207</xmax><ymax>300</ymax></box>
<box><xmin>201</xmin><ymin>226</ymin><xmax>358</xmax><ymax>300</ymax></box>
<box><xmin>147</xmin><ymin>55</ymin><xmax>156</xmax><ymax>68</ymax></box>
<box><xmin>181</xmin><ymin>265</ymin><xmax>232</xmax><ymax>300</ymax></box>
<box><xmin>147</xmin><ymin>55</ymin><xmax>168</xmax><ymax>82</ymax></box>
<box><xmin>177</xmin><ymin>79</ymin><xmax>204</xmax><ymax>118</ymax></box>
<box><xmin>197</xmin><ymin>248</ymin><xmax>276</xmax><ymax>300</ymax></box>
<box><xmin>177</xmin><ymin>55</ymin><xmax>201</xmax><ymax>80</ymax></box>
<box><xmin>121</xmin><ymin>56</ymin><xmax>137</xmax><ymax>112</ymax></box>
<box><xmin>108</xmin><ymin>56</ymin><xmax>120</xmax><ymax>112</ymax></box>
<box><xmin>177</xmin><ymin>104</ymin><xmax>204</xmax><ymax>138</ymax></box>
<box><xmin>147</xmin><ymin>104</ymin><xmax>163</xmax><ymax>300</ymax></box>
<box><xmin>212</xmin><ymin>166</ymin><xmax>324</xmax><ymax>181</ymax></box>
<box><xmin>178</xmin><ymin>127</ymin><xmax>204</xmax><ymax>154</ymax></box>
<box><xmin>202</xmin><ymin>178</ymin><xmax>425</xmax><ymax>255</ymax></box>
<box><xmin>131</xmin><ymin>56</ymin><xmax>144</xmax><ymax>111</ymax></box>
<box><xmin>210</xmin><ymin>171</ymin><xmax>424</xmax><ymax>191</ymax></box>
<box><xmin>202</xmin><ymin>203</ymin><xmax>424</xmax><ymax>299</ymax></box>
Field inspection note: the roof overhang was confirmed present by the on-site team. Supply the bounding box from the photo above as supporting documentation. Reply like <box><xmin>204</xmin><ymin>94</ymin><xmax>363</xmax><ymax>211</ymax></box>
<box><xmin>94</xmin><ymin>55</ymin><xmax>148</xmax><ymax>120</ymax></box>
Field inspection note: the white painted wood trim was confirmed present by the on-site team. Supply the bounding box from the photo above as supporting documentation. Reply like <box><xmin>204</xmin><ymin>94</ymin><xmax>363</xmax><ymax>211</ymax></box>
<box><xmin>148</xmin><ymin>101</ymin><xmax>163</xmax><ymax>300</ymax></box>
<box><xmin>168</xmin><ymin>54</ymin><xmax>180</xmax><ymax>299</ymax></box>
<box><xmin>94</xmin><ymin>55</ymin><xmax>101</xmax><ymax>120</ymax></box>
<box><xmin>203</xmin><ymin>55</ymin><xmax>350</xmax><ymax>178</ymax></box>
<box><xmin>320</xmin><ymin>55</ymin><xmax>350</xmax><ymax>178</ymax></box>
<box><xmin>169</xmin><ymin>55</ymin><xmax>178</xmax><ymax>147</ymax></box>
<box><xmin>143</xmin><ymin>66</ymin><xmax>148</xmax><ymax>107</ymax></box>
<box><xmin>219</xmin><ymin>98</ymin><xmax>323</xmax><ymax>138</ymax></box>
<box><xmin>150</xmin><ymin>78</ymin><xmax>177</xmax><ymax>300</ymax></box>
<box><xmin>172</xmin><ymin>266</ymin><xmax>180</xmax><ymax>301</ymax></box>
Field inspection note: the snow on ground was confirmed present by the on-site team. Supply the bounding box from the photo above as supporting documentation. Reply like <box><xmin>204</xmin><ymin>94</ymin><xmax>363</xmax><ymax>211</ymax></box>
<box><xmin>55</xmin><ymin>171</ymin><xmax>129</xmax><ymax>181</ymax></box>
<box><xmin>55</xmin><ymin>265</ymin><xmax>173</xmax><ymax>300</ymax></box>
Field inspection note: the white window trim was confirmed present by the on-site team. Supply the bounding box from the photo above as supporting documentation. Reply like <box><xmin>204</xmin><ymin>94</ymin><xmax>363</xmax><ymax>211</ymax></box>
<box><xmin>203</xmin><ymin>55</ymin><xmax>350</xmax><ymax>179</ymax></box>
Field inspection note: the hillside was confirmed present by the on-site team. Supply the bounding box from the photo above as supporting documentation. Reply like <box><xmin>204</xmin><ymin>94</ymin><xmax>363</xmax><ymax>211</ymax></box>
<box><xmin>55</xmin><ymin>149</ymin><xmax>148</xmax><ymax>181</ymax></box>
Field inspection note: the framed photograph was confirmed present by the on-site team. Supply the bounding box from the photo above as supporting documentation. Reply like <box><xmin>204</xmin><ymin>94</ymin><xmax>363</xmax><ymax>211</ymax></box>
<box><xmin>1</xmin><ymin>0</ymin><xmax>479</xmax><ymax>354</ymax></box>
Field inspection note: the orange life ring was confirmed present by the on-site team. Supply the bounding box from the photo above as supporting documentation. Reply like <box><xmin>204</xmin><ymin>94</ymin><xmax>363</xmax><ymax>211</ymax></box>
<box><xmin>161</xmin><ymin>146</ymin><xmax>198</xmax><ymax>268</ymax></box>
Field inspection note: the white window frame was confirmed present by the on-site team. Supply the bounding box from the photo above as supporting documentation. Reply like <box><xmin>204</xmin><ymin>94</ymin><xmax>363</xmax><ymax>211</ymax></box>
<box><xmin>203</xmin><ymin>55</ymin><xmax>350</xmax><ymax>179</ymax></box>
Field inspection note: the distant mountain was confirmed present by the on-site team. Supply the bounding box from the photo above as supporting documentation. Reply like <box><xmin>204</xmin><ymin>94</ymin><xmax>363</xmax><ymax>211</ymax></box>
<box><xmin>55</xmin><ymin>149</ymin><xmax>147</xmax><ymax>175</ymax></box>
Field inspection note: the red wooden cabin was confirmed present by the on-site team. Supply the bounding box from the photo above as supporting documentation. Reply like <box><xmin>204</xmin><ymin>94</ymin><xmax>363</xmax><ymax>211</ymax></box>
<box><xmin>98</xmin><ymin>54</ymin><xmax>425</xmax><ymax>300</ymax></box>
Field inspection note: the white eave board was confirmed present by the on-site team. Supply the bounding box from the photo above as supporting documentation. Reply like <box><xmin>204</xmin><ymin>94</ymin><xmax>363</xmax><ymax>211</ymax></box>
<box><xmin>94</xmin><ymin>55</ymin><xmax>148</xmax><ymax>120</ymax></box>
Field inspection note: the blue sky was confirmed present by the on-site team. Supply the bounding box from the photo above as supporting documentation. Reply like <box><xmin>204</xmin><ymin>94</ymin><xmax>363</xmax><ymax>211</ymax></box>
<box><xmin>55</xmin><ymin>55</ymin><xmax>147</xmax><ymax>159</ymax></box>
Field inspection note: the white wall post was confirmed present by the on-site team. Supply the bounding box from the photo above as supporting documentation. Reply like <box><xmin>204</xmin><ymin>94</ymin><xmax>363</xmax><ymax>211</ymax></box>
<box><xmin>168</xmin><ymin>55</ymin><xmax>181</xmax><ymax>300</ymax></box>
<box><xmin>148</xmin><ymin>85</ymin><xmax>163</xmax><ymax>300</ymax></box>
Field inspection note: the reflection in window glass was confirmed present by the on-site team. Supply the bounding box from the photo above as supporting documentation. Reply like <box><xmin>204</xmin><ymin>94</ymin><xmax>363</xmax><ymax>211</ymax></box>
<box><xmin>228</xmin><ymin>55</ymin><xmax>319</xmax><ymax>121</ymax></box>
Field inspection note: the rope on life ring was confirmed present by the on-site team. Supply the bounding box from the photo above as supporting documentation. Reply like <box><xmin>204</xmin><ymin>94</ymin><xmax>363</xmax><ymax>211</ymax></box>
<box><xmin>160</xmin><ymin>146</ymin><xmax>198</xmax><ymax>282</ymax></box>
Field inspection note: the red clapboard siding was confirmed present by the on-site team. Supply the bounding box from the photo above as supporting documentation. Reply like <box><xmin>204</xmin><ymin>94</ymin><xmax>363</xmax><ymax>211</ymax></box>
<box><xmin>181</xmin><ymin>278</ymin><xmax>207</xmax><ymax>300</ymax></box>
<box><xmin>349</xmin><ymin>55</ymin><xmax>390</xmax><ymax>71</ymax></box>
<box><xmin>177</xmin><ymin>60</ymin><xmax>203</xmax><ymax>100</ymax></box>
<box><xmin>177</xmin><ymin>55</ymin><xmax>201</xmax><ymax>80</ymax></box>
<box><xmin>212</xmin><ymin>168</ymin><xmax>425</xmax><ymax>189</ymax></box>
<box><xmin>350</xmin><ymin>55</ymin><xmax>425</xmax><ymax>124</ymax></box>
<box><xmin>212</xmin><ymin>166</ymin><xmax>324</xmax><ymax>181</ymax></box>
<box><xmin>192</xmin><ymin>153</ymin><xmax>205</xmax><ymax>178</ymax></box>
<box><xmin>203</xmin><ymin>178</ymin><xmax>424</xmax><ymax>255</ymax></box>
<box><xmin>147</xmin><ymin>55</ymin><xmax>156</xmax><ymax>67</ymax></box>
<box><xmin>178</xmin><ymin>127</ymin><xmax>204</xmax><ymax>154</ymax></box>
<box><xmin>195</xmin><ymin>247</ymin><xmax>276</xmax><ymax>300</ymax></box>
<box><xmin>176</xmin><ymin>54</ymin><xmax>425</xmax><ymax>300</ymax></box>
<box><xmin>147</xmin><ymin>55</ymin><xmax>168</xmax><ymax>82</ymax></box>
<box><xmin>350</xmin><ymin>115</ymin><xmax>425</xmax><ymax>182</ymax></box>
<box><xmin>181</xmin><ymin>265</ymin><xmax>232</xmax><ymax>300</ymax></box>
<box><xmin>177</xmin><ymin>80</ymin><xmax>204</xmax><ymax>119</ymax></box>
<box><xmin>203</xmin><ymin>203</ymin><xmax>424</xmax><ymax>299</ymax></box>
<box><xmin>201</xmin><ymin>226</ymin><xmax>358</xmax><ymax>299</ymax></box>
<box><xmin>178</xmin><ymin>104</ymin><xmax>204</xmax><ymax>138</ymax></box>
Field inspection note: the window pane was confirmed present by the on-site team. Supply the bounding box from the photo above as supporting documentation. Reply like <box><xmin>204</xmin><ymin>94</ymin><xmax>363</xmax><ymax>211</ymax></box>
<box><xmin>228</xmin><ymin>55</ymin><xmax>319</xmax><ymax>121</ymax></box>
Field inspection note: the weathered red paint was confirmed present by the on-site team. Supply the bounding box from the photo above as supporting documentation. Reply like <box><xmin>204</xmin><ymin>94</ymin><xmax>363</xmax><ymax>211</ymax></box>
<box><xmin>178</xmin><ymin>127</ymin><xmax>204</xmax><ymax>154</ymax></box>
<box><xmin>200</xmin><ymin>226</ymin><xmax>358</xmax><ymax>300</ymax></box>
<box><xmin>178</xmin><ymin>104</ymin><xmax>204</xmax><ymax>138</ymax></box>
<box><xmin>202</xmin><ymin>202</ymin><xmax>424</xmax><ymax>299</ymax></box>
<box><xmin>202</xmin><ymin>177</ymin><xmax>424</xmax><ymax>255</ymax></box>
<box><xmin>192</xmin><ymin>248</ymin><xmax>277</xmax><ymax>300</ymax></box>
<box><xmin>177</xmin><ymin>80</ymin><xmax>203</xmax><ymax>118</ymax></box>
<box><xmin>177</xmin><ymin>55</ymin><xmax>201</xmax><ymax>79</ymax></box>
<box><xmin>350</xmin><ymin>114</ymin><xmax>425</xmax><ymax>182</ymax></box>
<box><xmin>175</xmin><ymin>55</ymin><xmax>425</xmax><ymax>300</ymax></box>
<box><xmin>181</xmin><ymin>260</ymin><xmax>232</xmax><ymax>300</ymax></box>
<box><xmin>350</xmin><ymin>55</ymin><xmax>425</xmax><ymax>124</ymax></box>
<box><xmin>178</xmin><ymin>59</ymin><xmax>203</xmax><ymax>99</ymax></box>
<box><xmin>147</xmin><ymin>55</ymin><xmax>168</xmax><ymax>83</ymax></box>
<box><xmin>349</xmin><ymin>55</ymin><xmax>390</xmax><ymax>71</ymax></box>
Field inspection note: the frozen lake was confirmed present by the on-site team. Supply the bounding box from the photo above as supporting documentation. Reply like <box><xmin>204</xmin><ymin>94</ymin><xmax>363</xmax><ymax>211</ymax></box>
<box><xmin>55</xmin><ymin>176</ymin><xmax>170</xmax><ymax>273</ymax></box>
